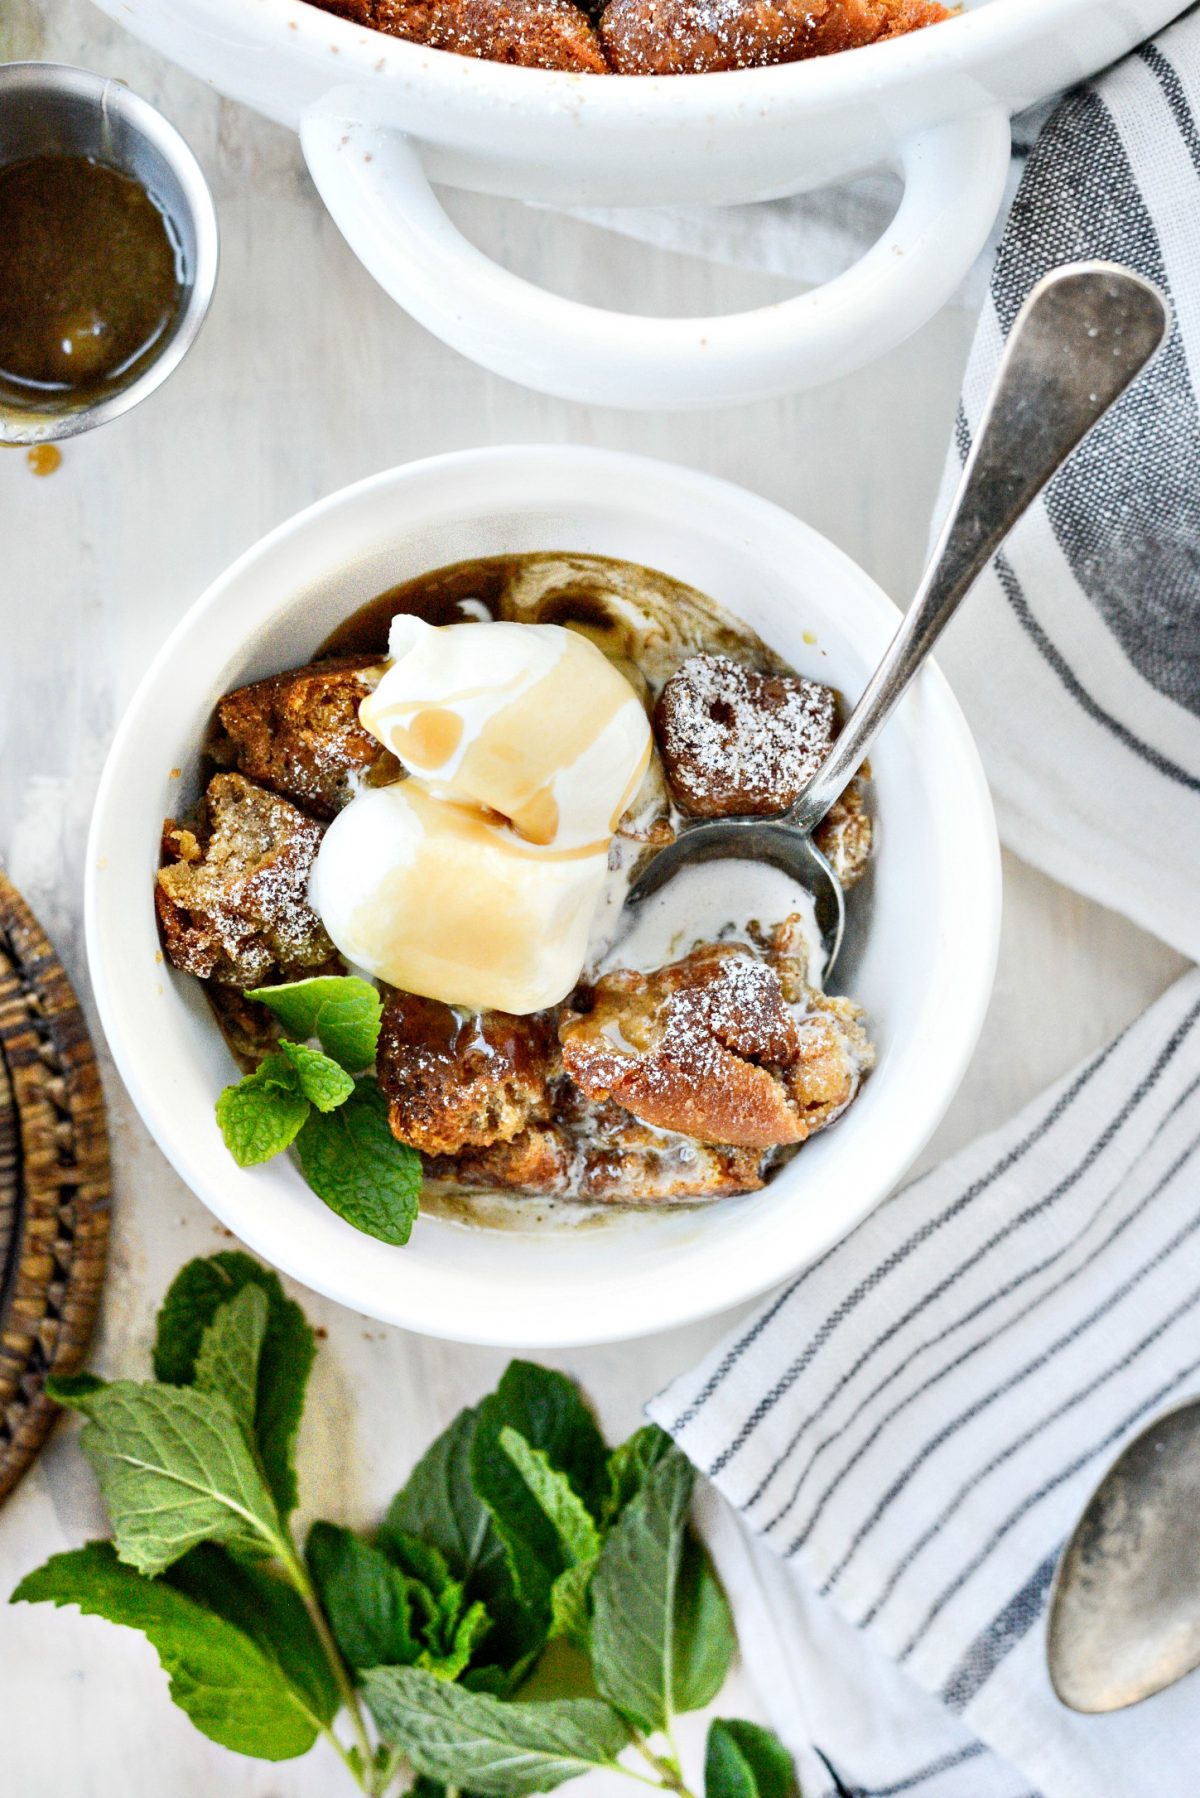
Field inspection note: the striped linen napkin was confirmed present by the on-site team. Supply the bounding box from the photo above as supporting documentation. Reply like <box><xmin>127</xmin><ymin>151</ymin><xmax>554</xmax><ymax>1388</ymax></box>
<box><xmin>654</xmin><ymin>974</ymin><xmax>1200</xmax><ymax>1798</ymax></box>
<box><xmin>649</xmin><ymin>13</ymin><xmax>1200</xmax><ymax>1795</ymax></box>
<box><xmin>932</xmin><ymin>14</ymin><xmax>1200</xmax><ymax>964</ymax></box>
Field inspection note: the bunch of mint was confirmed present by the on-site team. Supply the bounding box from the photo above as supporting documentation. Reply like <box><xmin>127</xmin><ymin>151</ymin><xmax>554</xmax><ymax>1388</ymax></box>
<box><xmin>12</xmin><ymin>1253</ymin><xmax>800</xmax><ymax>1798</ymax></box>
<box><xmin>215</xmin><ymin>975</ymin><xmax>421</xmax><ymax>1245</ymax></box>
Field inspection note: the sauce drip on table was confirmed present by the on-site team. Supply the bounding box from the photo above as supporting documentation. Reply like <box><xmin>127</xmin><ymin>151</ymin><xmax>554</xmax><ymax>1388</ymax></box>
<box><xmin>0</xmin><ymin>155</ymin><xmax>181</xmax><ymax>413</ymax></box>
<box><xmin>26</xmin><ymin>444</ymin><xmax>62</xmax><ymax>477</ymax></box>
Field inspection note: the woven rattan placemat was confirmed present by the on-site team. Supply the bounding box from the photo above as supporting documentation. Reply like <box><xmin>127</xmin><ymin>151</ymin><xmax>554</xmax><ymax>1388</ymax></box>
<box><xmin>0</xmin><ymin>871</ymin><xmax>110</xmax><ymax>1504</ymax></box>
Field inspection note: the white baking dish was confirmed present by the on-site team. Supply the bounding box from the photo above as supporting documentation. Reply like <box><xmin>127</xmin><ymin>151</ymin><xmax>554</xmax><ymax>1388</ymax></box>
<box><xmin>86</xmin><ymin>0</ymin><xmax>1183</xmax><ymax>403</ymax></box>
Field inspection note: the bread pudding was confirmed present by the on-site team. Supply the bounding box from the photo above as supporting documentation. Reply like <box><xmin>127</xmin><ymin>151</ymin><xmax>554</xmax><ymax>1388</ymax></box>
<box><xmin>156</xmin><ymin>551</ymin><xmax>874</xmax><ymax>1234</ymax></box>
<box><xmin>305</xmin><ymin>0</ymin><xmax>950</xmax><ymax>74</ymax></box>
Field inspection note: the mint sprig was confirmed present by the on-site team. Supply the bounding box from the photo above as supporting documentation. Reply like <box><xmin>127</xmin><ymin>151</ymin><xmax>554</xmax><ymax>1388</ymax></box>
<box><xmin>247</xmin><ymin>974</ymin><xmax>383</xmax><ymax>1071</ymax></box>
<box><xmin>13</xmin><ymin>1255</ymin><xmax>801</xmax><ymax>1798</ymax></box>
<box><xmin>216</xmin><ymin>1052</ymin><xmax>311</xmax><ymax>1165</ymax></box>
<box><xmin>214</xmin><ymin>976</ymin><xmax>422</xmax><ymax>1248</ymax></box>
<box><xmin>295</xmin><ymin>1081</ymin><xmax>421</xmax><ymax>1245</ymax></box>
<box><xmin>278</xmin><ymin>1038</ymin><xmax>357</xmax><ymax>1111</ymax></box>
<box><xmin>152</xmin><ymin>1251</ymin><xmax>314</xmax><ymax>1519</ymax></box>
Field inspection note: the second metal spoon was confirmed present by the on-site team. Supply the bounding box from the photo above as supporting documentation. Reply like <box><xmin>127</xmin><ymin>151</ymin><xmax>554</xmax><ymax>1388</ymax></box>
<box><xmin>1047</xmin><ymin>1398</ymin><xmax>1200</xmax><ymax>1713</ymax></box>
<box><xmin>628</xmin><ymin>261</ymin><xmax>1169</xmax><ymax>975</ymax></box>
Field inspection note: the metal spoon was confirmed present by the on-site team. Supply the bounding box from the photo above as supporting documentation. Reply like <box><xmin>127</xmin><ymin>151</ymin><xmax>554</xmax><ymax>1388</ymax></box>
<box><xmin>1047</xmin><ymin>1399</ymin><xmax>1200</xmax><ymax>1713</ymax></box>
<box><xmin>628</xmin><ymin>262</ymin><xmax>1169</xmax><ymax>976</ymax></box>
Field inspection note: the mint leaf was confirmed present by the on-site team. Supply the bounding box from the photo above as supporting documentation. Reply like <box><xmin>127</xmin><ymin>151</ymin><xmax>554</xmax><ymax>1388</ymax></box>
<box><xmin>12</xmin><ymin>1542</ymin><xmax>322</xmax><ymax>1759</ymax></box>
<box><xmin>673</xmin><ymin>1536</ymin><xmax>734</xmax><ymax>1715</ymax></box>
<box><xmin>501</xmin><ymin>1428</ymin><xmax>601</xmax><ymax>1569</ymax></box>
<box><xmin>472</xmin><ymin>1364</ymin><xmax>608</xmax><ymax>1615</ymax></box>
<box><xmin>193</xmin><ymin>1284</ymin><xmax>268</xmax><ymax>1434</ymax></box>
<box><xmin>706</xmin><ymin>1721</ymin><xmax>798</xmax><ymax>1798</ymax></box>
<box><xmin>278</xmin><ymin>1039</ymin><xmax>356</xmax><ymax>1112</ymax></box>
<box><xmin>295</xmin><ymin>1080</ymin><xmax>422</xmax><ymax>1245</ymax></box>
<box><xmin>385</xmin><ymin>1408</ymin><xmax>494</xmax><ymax>1576</ymax></box>
<box><xmin>247</xmin><ymin>975</ymin><xmax>382</xmax><ymax>1071</ymax></box>
<box><xmin>216</xmin><ymin>1053</ymin><xmax>309</xmax><ymax>1166</ymax></box>
<box><xmin>307</xmin><ymin>1521</ymin><xmax>423</xmax><ymax>1675</ymax></box>
<box><xmin>51</xmin><ymin>1380</ymin><xmax>286</xmax><ymax>1576</ymax></box>
<box><xmin>362</xmin><ymin>1666</ymin><xmax>629</xmax><ymax>1795</ymax></box>
<box><xmin>384</xmin><ymin>1408</ymin><xmax>543</xmax><ymax>1687</ymax></box>
<box><xmin>370</xmin><ymin>1540</ymin><xmax>493</xmax><ymax>1681</ymax></box>
<box><xmin>152</xmin><ymin>1252</ymin><xmax>315</xmax><ymax>1520</ymax></box>
<box><xmin>384</xmin><ymin>1528</ymin><xmax>456</xmax><ymax>1600</ymax></box>
<box><xmin>590</xmin><ymin>1445</ymin><xmax>696</xmax><ymax>1733</ymax></box>
<box><xmin>548</xmin><ymin>1559</ymin><xmax>597</xmax><ymax>1650</ymax></box>
<box><xmin>424</xmin><ymin>1598</ymin><xmax>492</xmax><ymax>1681</ymax></box>
<box><xmin>604</xmin><ymin>1425</ymin><xmax>673</xmax><ymax>1524</ymax></box>
<box><xmin>168</xmin><ymin>1542</ymin><xmax>339</xmax><ymax>1728</ymax></box>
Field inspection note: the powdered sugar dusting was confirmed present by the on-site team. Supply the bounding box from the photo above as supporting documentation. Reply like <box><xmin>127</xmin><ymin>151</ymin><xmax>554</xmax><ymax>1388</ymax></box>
<box><xmin>159</xmin><ymin>775</ymin><xmax>332</xmax><ymax>983</ymax></box>
<box><xmin>657</xmin><ymin>653</ymin><xmax>835</xmax><ymax>817</ymax></box>
<box><xmin>644</xmin><ymin>952</ymin><xmax>796</xmax><ymax>1095</ymax></box>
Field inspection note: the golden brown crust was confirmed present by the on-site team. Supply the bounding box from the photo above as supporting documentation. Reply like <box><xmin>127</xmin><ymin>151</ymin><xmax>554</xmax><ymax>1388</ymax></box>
<box><xmin>599</xmin><ymin>0</ymin><xmax>948</xmax><ymax>74</ymax></box>
<box><xmin>377</xmin><ymin>991</ymin><xmax>558</xmax><ymax>1156</ymax></box>
<box><xmin>561</xmin><ymin>944</ymin><xmax>809</xmax><ymax>1148</ymax></box>
<box><xmin>156</xmin><ymin>774</ymin><xmax>335</xmax><ymax>988</ymax></box>
<box><xmin>211</xmin><ymin>656</ymin><xmax>395</xmax><ymax>820</ymax></box>
<box><xmin>560</xmin><ymin>939</ymin><xmax>871</xmax><ymax>1149</ymax></box>
<box><xmin>310</xmin><ymin>0</ymin><xmax>945</xmax><ymax>69</ymax></box>
<box><xmin>370</xmin><ymin>0</ymin><xmax>609</xmax><ymax>70</ymax></box>
<box><xmin>654</xmin><ymin>653</ymin><xmax>836</xmax><ymax>818</ymax></box>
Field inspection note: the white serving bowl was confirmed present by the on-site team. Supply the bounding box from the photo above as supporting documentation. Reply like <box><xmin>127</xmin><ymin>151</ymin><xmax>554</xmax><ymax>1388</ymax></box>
<box><xmin>88</xmin><ymin>0</ymin><xmax>1183</xmax><ymax>406</ymax></box>
<box><xmin>86</xmin><ymin>447</ymin><xmax>1000</xmax><ymax>1346</ymax></box>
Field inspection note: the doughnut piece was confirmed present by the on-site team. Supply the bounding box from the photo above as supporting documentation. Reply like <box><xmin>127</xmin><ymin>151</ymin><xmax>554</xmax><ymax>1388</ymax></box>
<box><xmin>655</xmin><ymin>653</ymin><xmax>836</xmax><ymax>817</ymax></box>
<box><xmin>372</xmin><ymin>0</ymin><xmax>609</xmax><ymax>70</ymax></box>
<box><xmin>814</xmin><ymin>784</ymin><xmax>873</xmax><ymax>888</ymax></box>
<box><xmin>156</xmin><ymin>774</ymin><xmax>334</xmax><ymax>987</ymax></box>
<box><xmin>377</xmin><ymin>990</ymin><xmax>558</xmax><ymax>1155</ymax></box>
<box><xmin>563</xmin><ymin>944</ymin><xmax>801</xmax><ymax>1146</ymax></box>
<box><xmin>211</xmin><ymin>656</ymin><xmax>394</xmax><ymax>820</ymax></box>
<box><xmin>600</xmin><ymin>0</ymin><xmax>950</xmax><ymax>75</ymax></box>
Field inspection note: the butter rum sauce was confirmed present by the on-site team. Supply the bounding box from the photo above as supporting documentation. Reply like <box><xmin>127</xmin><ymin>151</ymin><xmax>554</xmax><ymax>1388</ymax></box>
<box><xmin>0</xmin><ymin>154</ymin><xmax>181</xmax><ymax>413</ymax></box>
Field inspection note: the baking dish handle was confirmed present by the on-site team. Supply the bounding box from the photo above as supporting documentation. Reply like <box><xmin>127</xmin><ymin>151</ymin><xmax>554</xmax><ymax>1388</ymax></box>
<box><xmin>300</xmin><ymin>99</ymin><xmax>1010</xmax><ymax>411</ymax></box>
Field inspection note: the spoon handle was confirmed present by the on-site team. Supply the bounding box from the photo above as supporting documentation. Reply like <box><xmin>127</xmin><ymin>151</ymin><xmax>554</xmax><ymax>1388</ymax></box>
<box><xmin>789</xmin><ymin>260</ymin><xmax>1169</xmax><ymax>836</ymax></box>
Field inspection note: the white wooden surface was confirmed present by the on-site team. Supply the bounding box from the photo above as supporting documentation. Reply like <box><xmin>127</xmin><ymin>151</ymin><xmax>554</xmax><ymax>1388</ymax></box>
<box><xmin>0</xmin><ymin>3</ymin><xmax>1190</xmax><ymax>1791</ymax></box>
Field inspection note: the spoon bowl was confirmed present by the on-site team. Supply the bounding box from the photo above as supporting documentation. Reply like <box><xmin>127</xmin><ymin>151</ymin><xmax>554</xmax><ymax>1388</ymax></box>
<box><xmin>1047</xmin><ymin>1400</ymin><xmax>1200</xmax><ymax>1713</ymax></box>
<box><xmin>626</xmin><ymin>814</ymin><xmax>846</xmax><ymax>969</ymax></box>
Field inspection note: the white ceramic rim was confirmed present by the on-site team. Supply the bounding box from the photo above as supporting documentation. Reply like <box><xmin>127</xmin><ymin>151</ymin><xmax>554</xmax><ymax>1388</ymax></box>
<box><xmin>85</xmin><ymin>447</ymin><xmax>1001</xmax><ymax>1345</ymax></box>
<box><xmin>205</xmin><ymin>0</ymin><xmax>1132</xmax><ymax>112</ymax></box>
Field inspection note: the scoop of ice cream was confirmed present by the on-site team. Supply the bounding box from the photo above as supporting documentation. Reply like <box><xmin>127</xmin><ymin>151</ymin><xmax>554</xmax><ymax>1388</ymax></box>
<box><xmin>309</xmin><ymin>782</ymin><xmax>608</xmax><ymax>1013</ymax></box>
<box><xmin>360</xmin><ymin>617</ymin><xmax>651</xmax><ymax>851</ymax></box>
<box><xmin>311</xmin><ymin>617</ymin><xmax>652</xmax><ymax>1013</ymax></box>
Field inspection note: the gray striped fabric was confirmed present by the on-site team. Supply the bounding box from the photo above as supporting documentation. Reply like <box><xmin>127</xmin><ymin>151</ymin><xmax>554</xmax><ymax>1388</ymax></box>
<box><xmin>654</xmin><ymin>972</ymin><xmax>1200</xmax><ymax>1798</ymax></box>
<box><xmin>651</xmin><ymin>15</ymin><xmax>1200</xmax><ymax>1795</ymax></box>
<box><xmin>935</xmin><ymin>15</ymin><xmax>1200</xmax><ymax>959</ymax></box>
